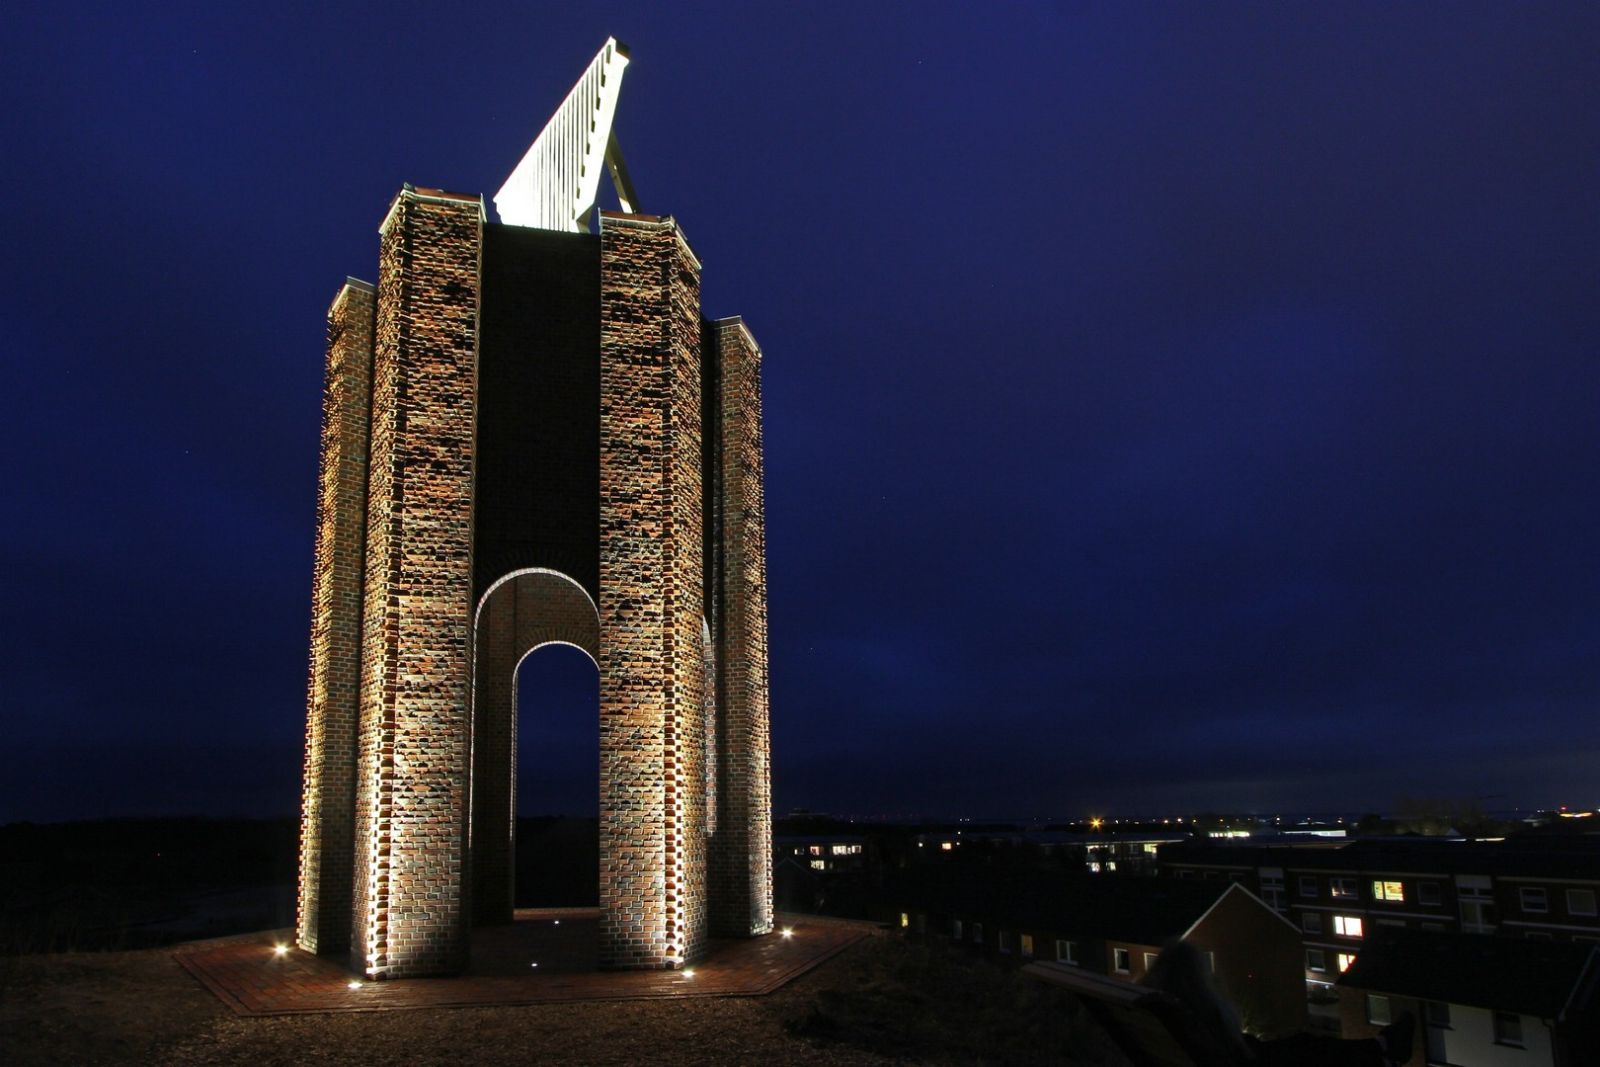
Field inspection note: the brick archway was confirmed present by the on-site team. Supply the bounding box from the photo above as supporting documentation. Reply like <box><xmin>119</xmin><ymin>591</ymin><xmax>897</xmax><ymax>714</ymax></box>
<box><xmin>470</xmin><ymin>568</ymin><xmax>599</xmax><ymax>927</ymax></box>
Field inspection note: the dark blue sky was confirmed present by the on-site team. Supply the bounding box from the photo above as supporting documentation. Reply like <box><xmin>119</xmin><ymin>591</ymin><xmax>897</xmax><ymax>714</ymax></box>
<box><xmin>3</xmin><ymin>2</ymin><xmax>1595</xmax><ymax>822</ymax></box>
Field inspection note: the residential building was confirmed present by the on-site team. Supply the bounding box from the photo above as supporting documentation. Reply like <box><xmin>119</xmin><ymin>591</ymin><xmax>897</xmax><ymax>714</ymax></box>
<box><xmin>1338</xmin><ymin>928</ymin><xmax>1600</xmax><ymax>1067</ymax></box>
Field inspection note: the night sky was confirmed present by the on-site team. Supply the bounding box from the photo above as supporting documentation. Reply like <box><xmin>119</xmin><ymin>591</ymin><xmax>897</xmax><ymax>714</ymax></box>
<box><xmin>4</xmin><ymin>3</ymin><xmax>1596</xmax><ymax>823</ymax></box>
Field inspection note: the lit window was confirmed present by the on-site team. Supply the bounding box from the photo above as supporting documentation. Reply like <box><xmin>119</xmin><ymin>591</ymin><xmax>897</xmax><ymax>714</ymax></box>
<box><xmin>809</xmin><ymin>859</ymin><xmax>826</xmax><ymax>870</ymax></box>
<box><xmin>899</xmin><ymin>912</ymin><xmax>909</xmax><ymax>929</ymax></box>
<box><xmin>1333</xmin><ymin>915</ymin><xmax>1363</xmax><ymax>939</ymax></box>
<box><xmin>831</xmin><ymin>844</ymin><xmax>859</xmax><ymax>855</ymax></box>
<box><xmin>1418</xmin><ymin>882</ymin><xmax>1442</xmax><ymax>906</ymax></box>
<box><xmin>1113</xmin><ymin>947</ymin><xmax>1131</xmax><ymax>973</ymax></box>
<box><xmin>1019</xmin><ymin>934</ymin><xmax>1034</xmax><ymax>958</ymax></box>
<box><xmin>1567</xmin><ymin>888</ymin><xmax>1597</xmax><ymax>917</ymax></box>
<box><xmin>1299</xmin><ymin>876</ymin><xmax>1318</xmax><ymax>898</ymax></box>
<box><xmin>1336</xmin><ymin>952</ymin><xmax>1356</xmax><ymax>972</ymax></box>
<box><xmin>1493</xmin><ymin>1012</ymin><xmax>1524</xmax><ymax>1048</ymax></box>
<box><xmin>1306</xmin><ymin>949</ymin><xmax>1326</xmax><ymax>973</ymax></box>
<box><xmin>1302</xmin><ymin>912</ymin><xmax>1323</xmax><ymax>934</ymax></box>
<box><xmin>1056</xmin><ymin>940</ymin><xmax>1077</xmax><ymax>965</ymax></box>
<box><xmin>940</xmin><ymin>841</ymin><xmax>953</xmax><ymax>851</ymax></box>
<box><xmin>1331</xmin><ymin>878</ymin><xmax>1357</xmax><ymax>899</ymax></box>
<box><xmin>1520</xmin><ymin>887</ymin><xmax>1548</xmax><ymax>914</ymax></box>
<box><xmin>1373</xmin><ymin>881</ymin><xmax>1404</xmax><ymax>902</ymax></box>
<box><xmin>1367</xmin><ymin>994</ymin><xmax>1391</xmax><ymax>1026</ymax></box>
<box><xmin>808</xmin><ymin>845</ymin><xmax>822</xmax><ymax>855</ymax></box>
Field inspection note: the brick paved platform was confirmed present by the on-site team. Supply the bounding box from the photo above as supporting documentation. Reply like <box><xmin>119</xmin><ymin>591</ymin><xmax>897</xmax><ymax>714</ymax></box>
<box><xmin>175</xmin><ymin>911</ymin><xmax>871</xmax><ymax>1016</ymax></box>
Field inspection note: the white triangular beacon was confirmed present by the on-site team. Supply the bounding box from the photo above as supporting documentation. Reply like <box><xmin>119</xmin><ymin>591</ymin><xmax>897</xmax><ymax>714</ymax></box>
<box><xmin>495</xmin><ymin>37</ymin><xmax>637</xmax><ymax>232</ymax></box>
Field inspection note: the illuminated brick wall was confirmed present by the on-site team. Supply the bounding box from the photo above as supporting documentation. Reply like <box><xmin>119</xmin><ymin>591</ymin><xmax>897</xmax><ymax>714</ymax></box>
<box><xmin>597</xmin><ymin>213</ymin><xmax>708</xmax><ymax>968</ymax></box>
<box><xmin>352</xmin><ymin>187</ymin><xmax>484</xmax><ymax>978</ymax></box>
<box><xmin>296</xmin><ymin>279</ymin><xmax>374</xmax><ymax>956</ymax></box>
<box><xmin>707</xmin><ymin>317</ymin><xmax>774</xmax><ymax>938</ymax></box>
<box><xmin>298</xmin><ymin>192</ymin><xmax>771</xmax><ymax>978</ymax></box>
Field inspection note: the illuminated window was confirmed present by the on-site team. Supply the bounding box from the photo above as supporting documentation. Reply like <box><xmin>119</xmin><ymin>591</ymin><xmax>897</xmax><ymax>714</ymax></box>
<box><xmin>1331</xmin><ymin>878</ymin><xmax>1357</xmax><ymax>899</ymax></box>
<box><xmin>809</xmin><ymin>859</ymin><xmax>826</xmax><ymax>870</ymax></box>
<box><xmin>1418</xmin><ymin>881</ymin><xmax>1442</xmax><ymax>906</ymax></box>
<box><xmin>808</xmin><ymin>845</ymin><xmax>822</xmax><ymax>856</ymax></box>
<box><xmin>831</xmin><ymin>843</ymin><xmax>860</xmax><ymax>855</ymax></box>
<box><xmin>1113</xmin><ymin>947</ymin><xmax>1131</xmax><ymax>973</ymax></box>
<box><xmin>1373</xmin><ymin>881</ymin><xmax>1404</xmax><ymax>902</ymax></box>
<box><xmin>1493</xmin><ymin>1012</ymin><xmax>1524</xmax><ymax>1048</ymax></box>
<box><xmin>1019</xmin><ymin>934</ymin><xmax>1034</xmax><ymax>958</ymax></box>
<box><xmin>1519</xmin><ymin>887</ymin><xmax>1548</xmax><ymax>913</ymax></box>
<box><xmin>1333</xmin><ymin>915</ymin><xmax>1363</xmax><ymax>938</ymax></box>
<box><xmin>1367</xmin><ymin>994</ymin><xmax>1391</xmax><ymax>1026</ymax></box>
<box><xmin>1336</xmin><ymin>952</ymin><xmax>1356</xmax><ymax>973</ymax></box>
<box><xmin>1299</xmin><ymin>876</ymin><xmax>1318</xmax><ymax>898</ymax></box>
<box><xmin>1056</xmin><ymin>940</ymin><xmax>1077</xmax><ymax>965</ymax></box>
<box><xmin>1302</xmin><ymin>912</ymin><xmax>1323</xmax><ymax>934</ymax></box>
<box><xmin>940</xmin><ymin>841</ymin><xmax>953</xmax><ymax>851</ymax></box>
<box><xmin>1306</xmin><ymin>949</ymin><xmax>1326</xmax><ymax>973</ymax></box>
<box><xmin>1568</xmin><ymin>889</ymin><xmax>1597</xmax><ymax>917</ymax></box>
<box><xmin>899</xmin><ymin>912</ymin><xmax>909</xmax><ymax>929</ymax></box>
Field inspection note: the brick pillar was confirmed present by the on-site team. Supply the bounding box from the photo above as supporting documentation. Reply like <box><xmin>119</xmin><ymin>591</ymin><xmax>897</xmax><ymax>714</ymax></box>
<box><xmin>598</xmin><ymin>213</ymin><xmax>707</xmax><ymax>968</ymax></box>
<box><xmin>708</xmin><ymin>317</ymin><xmax>773</xmax><ymax>937</ymax></box>
<box><xmin>469</xmin><ymin>583</ymin><xmax>519</xmax><ymax>927</ymax></box>
<box><xmin>352</xmin><ymin>186</ymin><xmax>484</xmax><ymax>978</ymax></box>
<box><xmin>297</xmin><ymin>279</ymin><xmax>375</xmax><ymax>955</ymax></box>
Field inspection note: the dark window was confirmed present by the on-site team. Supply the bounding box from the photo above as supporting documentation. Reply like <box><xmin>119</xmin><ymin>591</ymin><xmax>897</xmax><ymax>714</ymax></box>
<box><xmin>1493</xmin><ymin>1012</ymin><xmax>1523</xmax><ymax>1048</ymax></box>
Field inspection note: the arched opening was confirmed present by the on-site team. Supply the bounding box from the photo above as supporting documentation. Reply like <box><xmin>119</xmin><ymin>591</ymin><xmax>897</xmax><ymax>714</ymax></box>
<box><xmin>468</xmin><ymin>568</ymin><xmax>599</xmax><ymax>932</ymax></box>
<box><xmin>511</xmin><ymin>642</ymin><xmax>599</xmax><ymax>908</ymax></box>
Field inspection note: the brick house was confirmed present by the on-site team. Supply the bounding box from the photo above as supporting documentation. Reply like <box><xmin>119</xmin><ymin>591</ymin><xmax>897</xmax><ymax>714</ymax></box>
<box><xmin>1158</xmin><ymin>837</ymin><xmax>1600</xmax><ymax>993</ymax></box>
<box><xmin>900</xmin><ymin>872</ymin><xmax>1306</xmax><ymax>1037</ymax></box>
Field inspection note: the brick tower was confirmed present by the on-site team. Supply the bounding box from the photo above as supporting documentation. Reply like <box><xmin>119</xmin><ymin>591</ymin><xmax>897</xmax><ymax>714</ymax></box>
<box><xmin>295</xmin><ymin>40</ymin><xmax>772</xmax><ymax>978</ymax></box>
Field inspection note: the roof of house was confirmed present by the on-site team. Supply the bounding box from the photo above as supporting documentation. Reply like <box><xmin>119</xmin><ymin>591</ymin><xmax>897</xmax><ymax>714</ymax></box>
<box><xmin>1337</xmin><ymin>928</ymin><xmax>1600</xmax><ymax>1020</ymax></box>
<box><xmin>897</xmin><ymin>870</ymin><xmax>1287</xmax><ymax>946</ymax></box>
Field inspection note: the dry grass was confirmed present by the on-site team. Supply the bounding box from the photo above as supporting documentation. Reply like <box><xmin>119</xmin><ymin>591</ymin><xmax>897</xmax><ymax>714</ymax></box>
<box><xmin>0</xmin><ymin>934</ymin><xmax>1126</xmax><ymax>1066</ymax></box>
